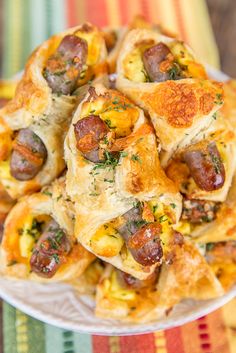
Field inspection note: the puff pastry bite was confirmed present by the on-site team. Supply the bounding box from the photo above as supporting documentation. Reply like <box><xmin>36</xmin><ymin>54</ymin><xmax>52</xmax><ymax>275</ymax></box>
<box><xmin>0</xmin><ymin>23</ymin><xmax>108</xmax><ymax>199</ymax></box>
<box><xmin>95</xmin><ymin>241</ymin><xmax>223</xmax><ymax>322</ymax></box>
<box><xmin>0</xmin><ymin>177</ymin><xmax>94</xmax><ymax>282</ymax></box>
<box><xmin>116</xmin><ymin>28</ymin><xmax>224</xmax><ymax>161</ymax></box>
<box><xmin>205</xmin><ymin>241</ymin><xmax>236</xmax><ymax>291</ymax></box>
<box><xmin>65</xmin><ymin>83</ymin><xmax>182</xmax><ymax>279</ymax></box>
<box><xmin>166</xmin><ymin>114</ymin><xmax>236</xmax><ymax>203</ymax></box>
<box><xmin>103</xmin><ymin>15</ymin><xmax>164</xmax><ymax>74</ymax></box>
<box><xmin>0</xmin><ymin>182</ymin><xmax>14</xmax><ymax>237</ymax></box>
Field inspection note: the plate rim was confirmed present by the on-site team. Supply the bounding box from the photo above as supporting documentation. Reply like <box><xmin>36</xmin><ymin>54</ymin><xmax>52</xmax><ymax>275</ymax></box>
<box><xmin>0</xmin><ymin>65</ymin><xmax>235</xmax><ymax>336</ymax></box>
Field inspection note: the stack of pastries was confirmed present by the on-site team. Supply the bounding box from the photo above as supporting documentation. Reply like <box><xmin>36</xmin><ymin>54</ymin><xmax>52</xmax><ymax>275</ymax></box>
<box><xmin>0</xmin><ymin>17</ymin><xmax>236</xmax><ymax>323</ymax></box>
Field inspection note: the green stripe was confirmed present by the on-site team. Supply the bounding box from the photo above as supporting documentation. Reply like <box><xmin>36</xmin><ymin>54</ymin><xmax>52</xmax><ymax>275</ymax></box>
<box><xmin>20</xmin><ymin>0</ymin><xmax>31</xmax><ymax>71</ymax></box>
<box><xmin>3</xmin><ymin>303</ymin><xmax>17</xmax><ymax>353</ymax></box>
<box><xmin>45</xmin><ymin>0</ymin><xmax>53</xmax><ymax>39</ymax></box>
<box><xmin>45</xmin><ymin>325</ymin><xmax>71</xmax><ymax>353</ymax></box>
<box><xmin>2</xmin><ymin>0</ymin><xmax>12</xmax><ymax>77</ymax></box>
<box><xmin>50</xmin><ymin>0</ymin><xmax>67</xmax><ymax>34</ymax></box>
<box><xmin>29</xmin><ymin>0</ymin><xmax>48</xmax><ymax>51</ymax></box>
<box><xmin>73</xmin><ymin>332</ymin><xmax>93</xmax><ymax>353</ymax></box>
<box><xmin>27</xmin><ymin>314</ymin><xmax>46</xmax><ymax>353</ymax></box>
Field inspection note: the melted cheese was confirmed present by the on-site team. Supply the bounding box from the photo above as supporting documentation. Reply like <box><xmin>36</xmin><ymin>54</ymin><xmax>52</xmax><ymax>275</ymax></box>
<box><xmin>81</xmin><ymin>92</ymin><xmax>139</xmax><ymax>137</ymax></box>
<box><xmin>123</xmin><ymin>46</ymin><xmax>148</xmax><ymax>83</ymax></box>
<box><xmin>90</xmin><ymin>224</ymin><xmax>124</xmax><ymax>257</ymax></box>
<box><xmin>104</xmin><ymin>270</ymin><xmax>136</xmax><ymax>301</ymax></box>
<box><xmin>19</xmin><ymin>214</ymin><xmax>50</xmax><ymax>259</ymax></box>
<box><xmin>75</xmin><ymin>30</ymin><xmax>102</xmax><ymax>66</ymax></box>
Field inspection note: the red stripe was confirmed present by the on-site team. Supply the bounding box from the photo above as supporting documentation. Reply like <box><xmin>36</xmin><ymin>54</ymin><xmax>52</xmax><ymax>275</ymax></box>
<box><xmin>120</xmin><ymin>334</ymin><xmax>156</xmax><ymax>353</ymax></box>
<box><xmin>118</xmin><ymin>0</ymin><xmax>129</xmax><ymax>26</ymax></box>
<box><xmin>172</xmin><ymin>0</ymin><xmax>188</xmax><ymax>42</ymax></box>
<box><xmin>92</xmin><ymin>336</ymin><xmax>110</xmax><ymax>353</ymax></box>
<box><xmin>165</xmin><ymin>327</ymin><xmax>186</xmax><ymax>353</ymax></box>
<box><xmin>139</xmin><ymin>0</ymin><xmax>151</xmax><ymax>22</ymax></box>
<box><xmin>85</xmin><ymin>0</ymin><xmax>108</xmax><ymax>27</ymax></box>
<box><xmin>66</xmin><ymin>0</ymin><xmax>78</xmax><ymax>27</ymax></box>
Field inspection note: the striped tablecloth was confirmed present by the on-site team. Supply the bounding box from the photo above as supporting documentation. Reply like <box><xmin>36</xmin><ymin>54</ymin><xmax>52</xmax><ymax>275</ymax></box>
<box><xmin>0</xmin><ymin>1</ymin><xmax>236</xmax><ymax>353</ymax></box>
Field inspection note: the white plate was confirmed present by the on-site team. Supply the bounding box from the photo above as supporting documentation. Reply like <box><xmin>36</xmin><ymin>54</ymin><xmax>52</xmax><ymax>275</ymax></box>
<box><xmin>0</xmin><ymin>66</ymin><xmax>235</xmax><ymax>336</ymax></box>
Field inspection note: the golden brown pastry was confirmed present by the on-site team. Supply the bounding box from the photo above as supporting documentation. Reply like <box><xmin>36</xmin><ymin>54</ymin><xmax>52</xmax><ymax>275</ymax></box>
<box><xmin>166</xmin><ymin>114</ymin><xmax>236</xmax><ymax>202</ymax></box>
<box><xmin>205</xmin><ymin>241</ymin><xmax>236</xmax><ymax>291</ymax></box>
<box><xmin>0</xmin><ymin>177</ymin><xmax>94</xmax><ymax>282</ymax></box>
<box><xmin>95</xmin><ymin>241</ymin><xmax>223</xmax><ymax>322</ymax></box>
<box><xmin>0</xmin><ymin>23</ymin><xmax>108</xmax><ymax>199</ymax></box>
<box><xmin>116</xmin><ymin>28</ymin><xmax>223</xmax><ymax>162</ymax></box>
<box><xmin>65</xmin><ymin>83</ymin><xmax>182</xmax><ymax>279</ymax></box>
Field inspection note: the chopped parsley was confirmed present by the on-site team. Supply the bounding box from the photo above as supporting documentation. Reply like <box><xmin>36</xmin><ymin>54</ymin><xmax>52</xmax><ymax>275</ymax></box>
<box><xmin>168</xmin><ymin>64</ymin><xmax>181</xmax><ymax>80</ymax></box>
<box><xmin>131</xmin><ymin>154</ymin><xmax>142</xmax><ymax>163</ymax></box>
<box><xmin>42</xmin><ymin>190</ymin><xmax>52</xmax><ymax>197</ymax></box>
<box><xmin>159</xmin><ymin>215</ymin><xmax>168</xmax><ymax>223</ymax></box>
<box><xmin>214</xmin><ymin>93</ymin><xmax>223</xmax><ymax>105</ymax></box>
<box><xmin>206</xmin><ymin>242</ymin><xmax>215</xmax><ymax>251</ymax></box>
<box><xmin>51</xmin><ymin>253</ymin><xmax>60</xmax><ymax>264</ymax></box>
<box><xmin>26</xmin><ymin>219</ymin><xmax>45</xmax><ymax>239</ymax></box>
<box><xmin>170</xmin><ymin>203</ymin><xmax>176</xmax><ymax>209</ymax></box>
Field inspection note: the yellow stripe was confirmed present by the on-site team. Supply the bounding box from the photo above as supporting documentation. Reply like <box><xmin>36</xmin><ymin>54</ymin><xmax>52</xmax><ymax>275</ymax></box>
<box><xmin>105</xmin><ymin>0</ymin><xmax>121</xmax><ymax>27</ymax></box>
<box><xmin>179</xmin><ymin>0</ymin><xmax>220</xmax><ymax>68</ymax></box>
<box><xmin>109</xmin><ymin>336</ymin><xmax>120</xmax><ymax>353</ymax></box>
<box><xmin>11</xmin><ymin>0</ymin><xmax>23</xmax><ymax>74</ymax></box>
<box><xmin>15</xmin><ymin>310</ymin><xmax>29</xmax><ymax>353</ymax></box>
<box><xmin>0</xmin><ymin>81</ymin><xmax>17</xmax><ymax>99</ymax></box>
<box><xmin>156</xmin><ymin>0</ymin><xmax>180</xmax><ymax>35</ymax></box>
<box><xmin>154</xmin><ymin>330</ymin><xmax>167</xmax><ymax>353</ymax></box>
<box><xmin>127</xmin><ymin>0</ymin><xmax>142</xmax><ymax>22</ymax></box>
<box><xmin>76</xmin><ymin>0</ymin><xmax>86</xmax><ymax>25</ymax></box>
<box><xmin>222</xmin><ymin>298</ymin><xmax>236</xmax><ymax>353</ymax></box>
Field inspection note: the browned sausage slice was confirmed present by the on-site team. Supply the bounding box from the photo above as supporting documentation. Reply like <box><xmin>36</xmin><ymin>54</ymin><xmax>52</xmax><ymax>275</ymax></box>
<box><xmin>44</xmin><ymin>35</ymin><xmax>88</xmax><ymax>95</ymax></box>
<box><xmin>127</xmin><ymin>223</ymin><xmax>163</xmax><ymax>266</ymax></box>
<box><xmin>118</xmin><ymin>205</ymin><xmax>163</xmax><ymax>266</ymax></box>
<box><xmin>10</xmin><ymin>128</ymin><xmax>47</xmax><ymax>181</ymax></box>
<box><xmin>183</xmin><ymin>141</ymin><xmax>225</xmax><ymax>191</ymax></box>
<box><xmin>74</xmin><ymin>115</ymin><xmax>110</xmax><ymax>162</ymax></box>
<box><xmin>30</xmin><ymin>219</ymin><xmax>71</xmax><ymax>278</ymax></box>
<box><xmin>142</xmin><ymin>42</ymin><xmax>177</xmax><ymax>82</ymax></box>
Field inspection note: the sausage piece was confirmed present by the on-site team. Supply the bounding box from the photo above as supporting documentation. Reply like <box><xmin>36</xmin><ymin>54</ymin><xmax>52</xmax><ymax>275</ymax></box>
<box><xmin>30</xmin><ymin>219</ymin><xmax>71</xmax><ymax>278</ymax></box>
<box><xmin>44</xmin><ymin>35</ymin><xmax>88</xmax><ymax>95</ymax></box>
<box><xmin>74</xmin><ymin>115</ymin><xmax>110</xmax><ymax>162</ymax></box>
<box><xmin>10</xmin><ymin>128</ymin><xmax>47</xmax><ymax>181</ymax></box>
<box><xmin>116</xmin><ymin>268</ymin><xmax>159</xmax><ymax>289</ymax></box>
<box><xmin>183</xmin><ymin>141</ymin><xmax>225</xmax><ymax>191</ymax></box>
<box><xmin>182</xmin><ymin>198</ymin><xmax>220</xmax><ymax>224</ymax></box>
<box><xmin>118</xmin><ymin>205</ymin><xmax>163</xmax><ymax>266</ymax></box>
<box><xmin>142</xmin><ymin>42</ymin><xmax>177</xmax><ymax>82</ymax></box>
<box><xmin>127</xmin><ymin>223</ymin><xmax>163</xmax><ymax>266</ymax></box>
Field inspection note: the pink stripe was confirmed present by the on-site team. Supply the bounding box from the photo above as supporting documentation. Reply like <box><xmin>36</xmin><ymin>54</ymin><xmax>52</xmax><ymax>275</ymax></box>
<box><xmin>85</xmin><ymin>0</ymin><xmax>108</xmax><ymax>27</ymax></box>
<box><xmin>165</xmin><ymin>327</ymin><xmax>186</xmax><ymax>353</ymax></box>
<box><xmin>120</xmin><ymin>334</ymin><xmax>156</xmax><ymax>353</ymax></box>
<box><xmin>92</xmin><ymin>336</ymin><xmax>110</xmax><ymax>353</ymax></box>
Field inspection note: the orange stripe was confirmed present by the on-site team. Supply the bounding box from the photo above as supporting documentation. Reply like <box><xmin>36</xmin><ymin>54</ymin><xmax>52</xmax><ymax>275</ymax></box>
<box><xmin>85</xmin><ymin>0</ymin><xmax>108</xmax><ymax>27</ymax></box>
<box><xmin>181</xmin><ymin>319</ymin><xmax>202</xmax><ymax>353</ymax></box>
<box><xmin>139</xmin><ymin>0</ymin><xmax>150</xmax><ymax>22</ymax></box>
<box><xmin>66</xmin><ymin>0</ymin><xmax>77</xmax><ymax>27</ymax></box>
<box><xmin>118</xmin><ymin>0</ymin><xmax>129</xmax><ymax>25</ymax></box>
<box><xmin>206</xmin><ymin>309</ymin><xmax>231</xmax><ymax>353</ymax></box>
<box><xmin>149</xmin><ymin>0</ymin><xmax>162</xmax><ymax>25</ymax></box>
<box><xmin>75</xmin><ymin>0</ymin><xmax>86</xmax><ymax>24</ymax></box>
<box><xmin>120</xmin><ymin>335</ymin><xmax>156</xmax><ymax>353</ymax></box>
<box><xmin>171</xmin><ymin>0</ymin><xmax>188</xmax><ymax>42</ymax></box>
